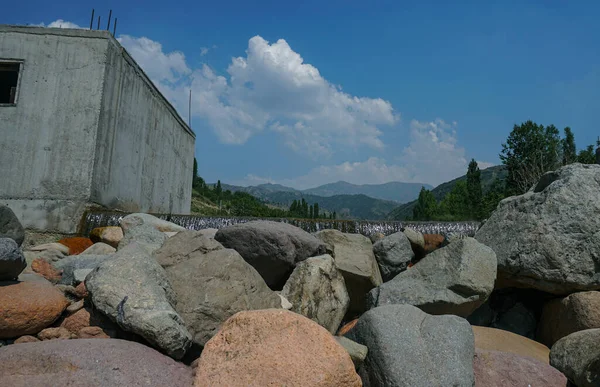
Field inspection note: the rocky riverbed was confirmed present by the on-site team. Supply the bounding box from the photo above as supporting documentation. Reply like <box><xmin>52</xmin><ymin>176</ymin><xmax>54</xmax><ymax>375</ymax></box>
<box><xmin>1</xmin><ymin>163</ymin><xmax>600</xmax><ymax>386</ymax></box>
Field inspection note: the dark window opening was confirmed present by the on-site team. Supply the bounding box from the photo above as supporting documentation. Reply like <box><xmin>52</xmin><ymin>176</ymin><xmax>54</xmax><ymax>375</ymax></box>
<box><xmin>0</xmin><ymin>63</ymin><xmax>20</xmax><ymax>104</ymax></box>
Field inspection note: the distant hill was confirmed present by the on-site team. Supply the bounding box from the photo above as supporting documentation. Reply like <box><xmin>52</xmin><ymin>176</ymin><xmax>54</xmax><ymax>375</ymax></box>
<box><xmin>263</xmin><ymin>191</ymin><xmax>399</xmax><ymax>220</ymax></box>
<box><xmin>386</xmin><ymin>165</ymin><xmax>507</xmax><ymax>220</ymax></box>
<box><xmin>219</xmin><ymin>182</ymin><xmax>404</xmax><ymax>220</ymax></box>
<box><xmin>303</xmin><ymin>181</ymin><xmax>432</xmax><ymax>203</ymax></box>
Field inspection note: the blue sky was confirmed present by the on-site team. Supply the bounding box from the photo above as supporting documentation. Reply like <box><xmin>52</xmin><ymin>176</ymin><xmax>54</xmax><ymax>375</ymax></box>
<box><xmin>5</xmin><ymin>1</ymin><xmax>600</xmax><ymax>188</ymax></box>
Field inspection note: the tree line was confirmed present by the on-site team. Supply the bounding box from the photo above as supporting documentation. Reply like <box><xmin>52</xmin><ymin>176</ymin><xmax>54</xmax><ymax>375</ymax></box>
<box><xmin>412</xmin><ymin>121</ymin><xmax>597</xmax><ymax>221</ymax></box>
<box><xmin>191</xmin><ymin>162</ymin><xmax>334</xmax><ymax>219</ymax></box>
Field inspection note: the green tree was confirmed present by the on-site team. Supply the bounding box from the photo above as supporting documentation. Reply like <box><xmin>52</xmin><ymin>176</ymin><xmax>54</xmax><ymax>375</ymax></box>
<box><xmin>437</xmin><ymin>181</ymin><xmax>470</xmax><ymax>221</ymax></box>
<box><xmin>412</xmin><ymin>187</ymin><xmax>438</xmax><ymax>221</ymax></box>
<box><xmin>500</xmin><ymin>121</ymin><xmax>562</xmax><ymax>195</ymax></box>
<box><xmin>562</xmin><ymin>127</ymin><xmax>577</xmax><ymax>165</ymax></box>
<box><xmin>314</xmin><ymin>203</ymin><xmax>319</xmax><ymax>219</ymax></box>
<box><xmin>309</xmin><ymin>204</ymin><xmax>314</xmax><ymax>219</ymax></box>
<box><xmin>577</xmin><ymin>144</ymin><xmax>596</xmax><ymax>164</ymax></box>
<box><xmin>481</xmin><ymin>179</ymin><xmax>506</xmax><ymax>219</ymax></box>
<box><xmin>215</xmin><ymin>180</ymin><xmax>223</xmax><ymax>198</ymax></box>
<box><xmin>333</xmin><ymin>211</ymin><xmax>337</xmax><ymax>220</ymax></box>
<box><xmin>466</xmin><ymin>159</ymin><xmax>483</xmax><ymax>220</ymax></box>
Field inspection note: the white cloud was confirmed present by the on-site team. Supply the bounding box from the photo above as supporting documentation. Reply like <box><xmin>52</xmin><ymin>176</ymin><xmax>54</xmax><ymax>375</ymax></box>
<box><xmin>235</xmin><ymin>119</ymin><xmax>495</xmax><ymax>188</ymax></box>
<box><xmin>119</xmin><ymin>35</ymin><xmax>398</xmax><ymax>157</ymax></box>
<box><xmin>34</xmin><ymin>20</ymin><xmax>83</xmax><ymax>29</ymax></box>
<box><xmin>118</xmin><ymin>35</ymin><xmax>191</xmax><ymax>83</ymax></box>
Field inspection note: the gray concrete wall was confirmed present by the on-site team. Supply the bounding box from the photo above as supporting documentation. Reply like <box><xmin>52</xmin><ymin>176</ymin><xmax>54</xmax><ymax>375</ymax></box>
<box><xmin>0</xmin><ymin>26</ymin><xmax>195</xmax><ymax>233</ymax></box>
<box><xmin>0</xmin><ymin>26</ymin><xmax>109</xmax><ymax>232</ymax></box>
<box><xmin>91</xmin><ymin>37</ymin><xmax>195</xmax><ymax>215</ymax></box>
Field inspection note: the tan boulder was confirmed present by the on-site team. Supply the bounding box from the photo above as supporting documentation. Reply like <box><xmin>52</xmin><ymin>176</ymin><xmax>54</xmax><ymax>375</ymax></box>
<box><xmin>13</xmin><ymin>335</ymin><xmax>40</xmax><ymax>344</ymax></box>
<box><xmin>0</xmin><ymin>277</ymin><xmax>68</xmax><ymax>338</ymax></box>
<box><xmin>59</xmin><ymin>307</ymin><xmax>115</xmax><ymax>337</ymax></box>
<box><xmin>89</xmin><ymin>226</ymin><xmax>124</xmax><ymax>248</ymax></box>
<box><xmin>538</xmin><ymin>291</ymin><xmax>600</xmax><ymax>347</ymax></box>
<box><xmin>473</xmin><ymin>326</ymin><xmax>550</xmax><ymax>363</ymax></box>
<box><xmin>37</xmin><ymin>327</ymin><xmax>74</xmax><ymax>340</ymax></box>
<box><xmin>77</xmin><ymin>326</ymin><xmax>110</xmax><ymax>339</ymax></box>
<box><xmin>27</xmin><ymin>243</ymin><xmax>70</xmax><ymax>255</ymax></box>
<box><xmin>195</xmin><ymin>309</ymin><xmax>361</xmax><ymax>387</ymax></box>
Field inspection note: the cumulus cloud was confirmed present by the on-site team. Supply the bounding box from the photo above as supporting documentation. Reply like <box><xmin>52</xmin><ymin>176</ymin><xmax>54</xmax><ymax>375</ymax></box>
<box><xmin>119</xmin><ymin>35</ymin><xmax>398</xmax><ymax>156</ymax></box>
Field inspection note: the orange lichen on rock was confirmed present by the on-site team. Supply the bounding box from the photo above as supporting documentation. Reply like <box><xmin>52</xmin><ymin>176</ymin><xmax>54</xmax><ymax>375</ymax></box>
<box><xmin>423</xmin><ymin>234</ymin><xmax>446</xmax><ymax>254</ymax></box>
<box><xmin>57</xmin><ymin>237</ymin><xmax>94</xmax><ymax>255</ymax></box>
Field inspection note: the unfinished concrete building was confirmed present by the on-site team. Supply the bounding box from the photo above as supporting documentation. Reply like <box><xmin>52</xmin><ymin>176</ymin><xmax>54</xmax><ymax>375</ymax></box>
<box><xmin>0</xmin><ymin>25</ymin><xmax>196</xmax><ymax>233</ymax></box>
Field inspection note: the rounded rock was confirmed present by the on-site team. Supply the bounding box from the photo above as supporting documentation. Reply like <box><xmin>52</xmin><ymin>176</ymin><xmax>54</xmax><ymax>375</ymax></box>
<box><xmin>0</xmin><ymin>238</ymin><xmax>26</xmax><ymax>281</ymax></box>
<box><xmin>195</xmin><ymin>309</ymin><xmax>361</xmax><ymax>387</ymax></box>
<box><xmin>0</xmin><ymin>278</ymin><xmax>69</xmax><ymax>339</ymax></box>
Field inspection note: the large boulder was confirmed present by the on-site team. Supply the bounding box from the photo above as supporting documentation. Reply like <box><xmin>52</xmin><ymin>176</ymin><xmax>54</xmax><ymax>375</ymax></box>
<box><xmin>215</xmin><ymin>221</ymin><xmax>326</xmax><ymax>289</ymax></box>
<box><xmin>475</xmin><ymin>163</ymin><xmax>600</xmax><ymax>294</ymax></box>
<box><xmin>472</xmin><ymin>326</ymin><xmax>550</xmax><ymax>364</ymax></box>
<box><xmin>153</xmin><ymin>230</ymin><xmax>223</xmax><ymax>267</ymax></box>
<box><xmin>0</xmin><ymin>274</ymin><xmax>68</xmax><ymax>338</ymax></box>
<box><xmin>346</xmin><ymin>304</ymin><xmax>475</xmax><ymax>387</ymax></box>
<box><xmin>0</xmin><ymin>238</ymin><xmax>26</xmax><ymax>280</ymax></box>
<box><xmin>155</xmin><ymin>231</ymin><xmax>281</xmax><ymax>347</ymax></box>
<box><xmin>367</xmin><ymin>238</ymin><xmax>497</xmax><ymax>317</ymax></box>
<box><xmin>281</xmin><ymin>254</ymin><xmax>350</xmax><ymax>333</ymax></box>
<box><xmin>195</xmin><ymin>309</ymin><xmax>361</xmax><ymax>386</ymax></box>
<box><xmin>52</xmin><ymin>254</ymin><xmax>114</xmax><ymax>286</ymax></box>
<box><xmin>0</xmin><ymin>339</ymin><xmax>194</xmax><ymax>386</ymax></box>
<box><xmin>315</xmin><ymin>229</ymin><xmax>382</xmax><ymax>317</ymax></box>
<box><xmin>372</xmin><ymin>231</ymin><xmax>414</xmax><ymax>281</ymax></box>
<box><xmin>403</xmin><ymin>227</ymin><xmax>425</xmax><ymax>257</ymax></box>
<box><xmin>0</xmin><ymin>205</ymin><xmax>24</xmax><ymax>246</ymax></box>
<box><xmin>80</xmin><ymin>242</ymin><xmax>116</xmax><ymax>255</ymax></box>
<box><xmin>550</xmin><ymin>328</ymin><xmax>600</xmax><ymax>387</ymax></box>
<box><xmin>474</xmin><ymin>349</ymin><xmax>567</xmax><ymax>387</ymax></box>
<box><xmin>538</xmin><ymin>291</ymin><xmax>600</xmax><ymax>347</ymax></box>
<box><xmin>120</xmin><ymin>213</ymin><xmax>186</xmax><ymax>233</ymax></box>
<box><xmin>118</xmin><ymin>224</ymin><xmax>167</xmax><ymax>254</ymax></box>
<box><xmin>85</xmin><ymin>243</ymin><xmax>192</xmax><ymax>359</ymax></box>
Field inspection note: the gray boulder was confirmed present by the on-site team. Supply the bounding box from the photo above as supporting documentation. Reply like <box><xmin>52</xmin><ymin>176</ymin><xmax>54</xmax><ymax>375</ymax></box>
<box><xmin>85</xmin><ymin>243</ymin><xmax>192</xmax><ymax>359</ymax></box>
<box><xmin>367</xmin><ymin>237</ymin><xmax>497</xmax><ymax>317</ymax></box>
<box><xmin>153</xmin><ymin>230</ymin><xmax>223</xmax><ymax>268</ymax></box>
<box><xmin>80</xmin><ymin>242</ymin><xmax>116</xmax><ymax>255</ymax></box>
<box><xmin>550</xmin><ymin>328</ymin><xmax>600</xmax><ymax>387</ymax></box>
<box><xmin>155</xmin><ymin>233</ymin><xmax>281</xmax><ymax>347</ymax></box>
<box><xmin>0</xmin><ymin>206</ymin><xmax>24</xmax><ymax>246</ymax></box>
<box><xmin>0</xmin><ymin>238</ymin><xmax>26</xmax><ymax>281</ymax></box>
<box><xmin>475</xmin><ymin>163</ymin><xmax>600</xmax><ymax>294</ymax></box>
<box><xmin>215</xmin><ymin>221</ymin><xmax>326</xmax><ymax>289</ymax></box>
<box><xmin>373</xmin><ymin>231</ymin><xmax>414</xmax><ymax>282</ymax></box>
<box><xmin>281</xmin><ymin>254</ymin><xmax>350</xmax><ymax>333</ymax></box>
<box><xmin>53</xmin><ymin>254</ymin><xmax>114</xmax><ymax>286</ymax></box>
<box><xmin>346</xmin><ymin>304</ymin><xmax>475</xmax><ymax>387</ymax></box>
<box><xmin>316</xmin><ymin>229</ymin><xmax>383</xmax><ymax>317</ymax></box>
<box><xmin>403</xmin><ymin>227</ymin><xmax>425</xmax><ymax>257</ymax></box>
<box><xmin>118</xmin><ymin>223</ymin><xmax>168</xmax><ymax>254</ymax></box>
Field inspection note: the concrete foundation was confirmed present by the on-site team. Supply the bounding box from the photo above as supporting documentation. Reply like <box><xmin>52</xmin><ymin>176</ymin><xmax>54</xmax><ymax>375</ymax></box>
<box><xmin>0</xmin><ymin>25</ymin><xmax>195</xmax><ymax>233</ymax></box>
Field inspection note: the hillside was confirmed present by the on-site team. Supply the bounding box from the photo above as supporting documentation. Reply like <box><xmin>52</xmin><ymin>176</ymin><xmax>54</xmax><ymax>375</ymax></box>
<box><xmin>219</xmin><ymin>182</ymin><xmax>404</xmax><ymax>220</ymax></box>
<box><xmin>386</xmin><ymin>165</ymin><xmax>507</xmax><ymax>220</ymax></box>
<box><xmin>264</xmin><ymin>191</ymin><xmax>399</xmax><ymax>220</ymax></box>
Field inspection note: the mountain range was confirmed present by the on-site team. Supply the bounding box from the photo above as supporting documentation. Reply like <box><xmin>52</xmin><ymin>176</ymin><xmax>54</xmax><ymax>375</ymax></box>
<box><xmin>218</xmin><ymin>181</ymin><xmax>431</xmax><ymax>220</ymax></box>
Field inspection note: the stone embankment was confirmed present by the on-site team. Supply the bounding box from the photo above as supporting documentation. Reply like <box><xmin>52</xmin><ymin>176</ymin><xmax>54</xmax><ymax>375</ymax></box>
<box><xmin>1</xmin><ymin>164</ymin><xmax>600</xmax><ymax>386</ymax></box>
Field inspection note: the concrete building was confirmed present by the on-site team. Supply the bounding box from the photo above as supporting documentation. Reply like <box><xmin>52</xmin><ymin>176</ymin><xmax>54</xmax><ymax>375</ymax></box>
<box><xmin>0</xmin><ymin>25</ymin><xmax>196</xmax><ymax>233</ymax></box>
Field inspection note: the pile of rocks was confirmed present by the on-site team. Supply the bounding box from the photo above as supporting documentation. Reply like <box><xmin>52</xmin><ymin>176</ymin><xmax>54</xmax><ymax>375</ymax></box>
<box><xmin>1</xmin><ymin>163</ymin><xmax>600</xmax><ymax>386</ymax></box>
